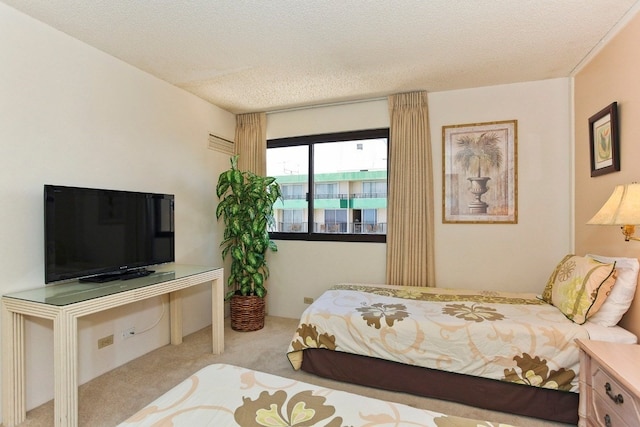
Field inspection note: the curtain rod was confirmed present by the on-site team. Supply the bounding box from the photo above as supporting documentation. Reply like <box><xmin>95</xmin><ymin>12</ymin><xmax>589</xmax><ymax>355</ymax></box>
<box><xmin>266</xmin><ymin>96</ymin><xmax>387</xmax><ymax>115</ymax></box>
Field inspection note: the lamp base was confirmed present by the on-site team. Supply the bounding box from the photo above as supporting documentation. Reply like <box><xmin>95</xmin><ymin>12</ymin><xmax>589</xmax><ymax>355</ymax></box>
<box><xmin>621</xmin><ymin>225</ymin><xmax>640</xmax><ymax>242</ymax></box>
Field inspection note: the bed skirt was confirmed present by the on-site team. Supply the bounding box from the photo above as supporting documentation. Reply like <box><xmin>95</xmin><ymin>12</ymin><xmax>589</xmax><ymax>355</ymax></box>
<box><xmin>301</xmin><ymin>348</ymin><xmax>579</xmax><ymax>424</ymax></box>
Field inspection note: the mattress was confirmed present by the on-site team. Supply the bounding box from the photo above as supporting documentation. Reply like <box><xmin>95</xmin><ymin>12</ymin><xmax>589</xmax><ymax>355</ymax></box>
<box><xmin>287</xmin><ymin>283</ymin><xmax>637</xmax><ymax>393</ymax></box>
<box><xmin>583</xmin><ymin>320</ymin><xmax>637</xmax><ymax>343</ymax></box>
<box><xmin>118</xmin><ymin>363</ymin><xmax>515</xmax><ymax>426</ymax></box>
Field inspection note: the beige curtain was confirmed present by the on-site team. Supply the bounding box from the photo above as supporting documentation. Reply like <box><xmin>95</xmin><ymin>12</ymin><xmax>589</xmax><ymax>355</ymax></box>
<box><xmin>386</xmin><ymin>92</ymin><xmax>435</xmax><ymax>287</ymax></box>
<box><xmin>234</xmin><ymin>112</ymin><xmax>267</xmax><ymax>175</ymax></box>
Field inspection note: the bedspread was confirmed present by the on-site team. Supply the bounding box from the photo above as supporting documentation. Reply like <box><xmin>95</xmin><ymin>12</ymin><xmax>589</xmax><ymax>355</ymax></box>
<box><xmin>118</xmin><ymin>363</ymin><xmax>513</xmax><ymax>426</ymax></box>
<box><xmin>287</xmin><ymin>284</ymin><xmax>590</xmax><ymax>392</ymax></box>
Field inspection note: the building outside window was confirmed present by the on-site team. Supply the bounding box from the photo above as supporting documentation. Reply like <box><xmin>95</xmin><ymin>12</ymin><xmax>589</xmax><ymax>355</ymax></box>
<box><xmin>315</xmin><ymin>182</ymin><xmax>339</xmax><ymax>199</ymax></box>
<box><xmin>362</xmin><ymin>181</ymin><xmax>387</xmax><ymax>198</ymax></box>
<box><xmin>281</xmin><ymin>184</ymin><xmax>305</xmax><ymax>200</ymax></box>
<box><xmin>267</xmin><ymin>128</ymin><xmax>388</xmax><ymax>243</ymax></box>
<box><xmin>281</xmin><ymin>209</ymin><xmax>306</xmax><ymax>232</ymax></box>
<box><xmin>323</xmin><ymin>209</ymin><xmax>348</xmax><ymax>233</ymax></box>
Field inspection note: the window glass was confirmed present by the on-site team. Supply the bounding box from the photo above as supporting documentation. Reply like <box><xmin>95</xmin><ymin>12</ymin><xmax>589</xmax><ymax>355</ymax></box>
<box><xmin>315</xmin><ymin>183</ymin><xmax>338</xmax><ymax>198</ymax></box>
<box><xmin>267</xmin><ymin>145</ymin><xmax>308</xmax><ymax>234</ymax></box>
<box><xmin>362</xmin><ymin>181</ymin><xmax>387</xmax><ymax>198</ymax></box>
<box><xmin>281</xmin><ymin>184</ymin><xmax>305</xmax><ymax>200</ymax></box>
<box><xmin>281</xmin><ymin>209</ymin><xmax>306</xmax><ymax>232</ymax></box>
<box><xmin>267</xmin><ymin>128</ymin><xmax>388</xmax><ymax>243</ymax></box>
<box><xmin>323</xmin><ymin>209</ymin><xmax>348</xmax><ymax>233</ymax></box>
<box><xmin>363</xmin><ymin>209</ymin><xmax>377</xmax><ymax>223</ymax></box>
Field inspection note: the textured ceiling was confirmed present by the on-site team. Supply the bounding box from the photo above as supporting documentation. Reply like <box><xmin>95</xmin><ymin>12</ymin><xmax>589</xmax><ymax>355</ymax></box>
<box><xmin>3</xmin><ymin>1</ymin><xmax>640</xmax><ymax>114</ymax></box>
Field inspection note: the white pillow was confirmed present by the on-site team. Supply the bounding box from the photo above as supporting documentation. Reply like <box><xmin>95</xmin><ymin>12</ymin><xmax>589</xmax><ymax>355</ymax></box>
<box><xmin>586</xmin><ymin>254</ymin><xmax>640</xmax><ymax>327</ymax></box>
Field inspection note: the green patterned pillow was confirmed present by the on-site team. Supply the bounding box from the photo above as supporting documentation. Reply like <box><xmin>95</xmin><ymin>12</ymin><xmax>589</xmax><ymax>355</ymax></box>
<box><xmin>542</xmin><ymin>254</ymin><xmax>617</xmax><ymax>324</ymax></box>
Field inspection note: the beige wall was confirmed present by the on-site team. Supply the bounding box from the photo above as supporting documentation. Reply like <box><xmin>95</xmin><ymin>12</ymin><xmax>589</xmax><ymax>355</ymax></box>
<box><xmin>5</xmin><ymin>0</ymin><xmax>637</xmax><ymax>415</ymax></box>
<box><xmin>266</xmin><ymin>101</ymin><xmax>390</xmax><ymax>318</ymax></box>
<box><xmin>430</xmin><ymin>79</ymin><xmax>572</xmax><ymax>292</ymax></box>
<box><xmin>0</xmin><ymin>3</ymin><xmax>234</xmax><ymax>413</ymax></box>
<box><xmin>574</xmin><ymin>11</ymin><xmax>640</xmax><ymax>337</ymax></box>
<box><xmin>266</xmin><ymin>79</ymin><xmax>573</xmax><ymax>319</ymax></box>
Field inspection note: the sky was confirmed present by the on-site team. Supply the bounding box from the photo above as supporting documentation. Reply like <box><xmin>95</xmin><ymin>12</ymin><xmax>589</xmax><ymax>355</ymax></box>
<box><xmin>267</xmin><ymin>138</ymin><xmax>387</xmax><ymax>176</ymax></box>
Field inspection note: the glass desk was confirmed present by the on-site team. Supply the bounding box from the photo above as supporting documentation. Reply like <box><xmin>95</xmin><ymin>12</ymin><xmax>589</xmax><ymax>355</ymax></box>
<box><xmin>1</xmin><ymin>264</ymin><xmax>224</xmax><ymax>427</ymax></box>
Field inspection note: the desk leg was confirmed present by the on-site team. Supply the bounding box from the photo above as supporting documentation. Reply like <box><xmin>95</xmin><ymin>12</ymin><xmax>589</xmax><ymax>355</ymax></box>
<box><xmin>53</xmin><ymin>312</ymin><xmax>78</xmax><ymax>427</ymax></box>
<box><xmin>211</xmin><ymin>277</ymin><xmax>224</xmax><ymax>354</ymax></box>
<box><xmin>169</xmin><ymin>291</ymin><xmax>183</xmax><ymax>345</ymax></box>
<box><xmin>1</xmin><ymin>305</ymin><xmax>26</xmax><ymax>427</ymax></box>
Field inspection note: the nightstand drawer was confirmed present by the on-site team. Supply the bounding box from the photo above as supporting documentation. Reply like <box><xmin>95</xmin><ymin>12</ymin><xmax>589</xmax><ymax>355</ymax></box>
<box><xmin>592</xmin><ymin>394</ymin><xmax>630</xmax><ymax>427</ymax></box>
<box><xmin>593</xmin><ymin>366</ymin><xmax>640</xmax><ymax>424</ymax></box>
<box><xmin>577</xmin><ymin>341</ymin><xmax>640</xmax><ymax>427</ymax></box>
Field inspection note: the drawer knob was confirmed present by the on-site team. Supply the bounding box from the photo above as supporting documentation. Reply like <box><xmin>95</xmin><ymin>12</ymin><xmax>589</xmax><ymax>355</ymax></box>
<box><xmin>605</xmin><ymin>382</ymin><xmax>624</xmax><ymax>404</ymax></box>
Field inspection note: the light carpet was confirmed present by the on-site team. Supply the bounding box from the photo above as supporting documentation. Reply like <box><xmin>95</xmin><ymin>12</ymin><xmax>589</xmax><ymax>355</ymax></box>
<box><xmin>19</xmin><ymin>316</ymin><xmax>573</xmax><ymax>426</ymax></box>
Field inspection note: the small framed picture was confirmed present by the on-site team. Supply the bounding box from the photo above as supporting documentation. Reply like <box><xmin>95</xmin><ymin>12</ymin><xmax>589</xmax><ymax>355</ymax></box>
<box><xmin>589</xmin><ymin>102</ymin><xmax>619</xmax><ymax>177</ymax></box>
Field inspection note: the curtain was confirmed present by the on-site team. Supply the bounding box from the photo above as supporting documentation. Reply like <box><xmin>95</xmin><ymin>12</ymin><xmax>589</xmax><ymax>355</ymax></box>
<box><xmin>386</xmin><ymin>92</ymin><xmax>435</xmax><ymax>287</ymax></box>
<box><xmin>234</xmin><ymin>112</ymin><xmax>267</xmax><ymax>175</ymax></box>
<box><xmin>233</xmin><ymin>111</ymin><xmax>269</xmax><ymax>311</ymax></box>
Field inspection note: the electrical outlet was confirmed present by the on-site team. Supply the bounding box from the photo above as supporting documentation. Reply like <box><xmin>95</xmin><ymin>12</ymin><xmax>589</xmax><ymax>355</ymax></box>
<box><xmin>303</xmin><ymin>297</ymin><xmax>314</xmax><ymax>304</ymax></box>
<box><xmin>97</xmin><ymin>334</ymin><xmax>114</xmax><ymax>349</ymax></box>
<box><xmin>122</xmin><ymin>327</ymin><xmax>135</xmax><ymax>339</ymax></box>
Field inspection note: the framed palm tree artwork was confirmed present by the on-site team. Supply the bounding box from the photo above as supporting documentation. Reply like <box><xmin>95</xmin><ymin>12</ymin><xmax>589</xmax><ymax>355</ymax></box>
<box><xmin>442</xmin><ymin>120</ymin><xmax>518</xmax><ymax>224</ymax></box>
<box><xmin>589</xmin><ymin>102</ymin><xmax>619</xmax><ymax>177</ymax></box>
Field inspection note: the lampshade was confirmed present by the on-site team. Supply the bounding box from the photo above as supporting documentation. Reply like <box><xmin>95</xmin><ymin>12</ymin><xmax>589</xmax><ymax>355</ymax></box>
<box><xmin>587</xmin><ymin>183</ymin><xmax>640</xmax><ymax>225</ymax></box>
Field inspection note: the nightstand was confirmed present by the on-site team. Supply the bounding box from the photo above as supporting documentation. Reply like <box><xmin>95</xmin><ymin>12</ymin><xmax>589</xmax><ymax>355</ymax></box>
<box><xmin>577</xmin><ymin>339</ymin><xmax>640</xmax><ymax>427</ymax></box>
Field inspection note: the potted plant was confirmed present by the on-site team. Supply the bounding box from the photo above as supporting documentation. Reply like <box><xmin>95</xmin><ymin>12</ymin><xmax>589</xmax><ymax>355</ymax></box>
<box><xmin>216</xmin><ymin>155</ymin><xmax>282</xmax><ymax>331</ymax></box>
<box><xmin>454</xmin><ymin>132</ymin><xmax>503</xmax><ymax>214</ymax></box>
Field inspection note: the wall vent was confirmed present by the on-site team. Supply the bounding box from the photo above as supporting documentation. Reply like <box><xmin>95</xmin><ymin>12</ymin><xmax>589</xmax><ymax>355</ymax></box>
<box><xmin>208</xmin><ymin>133</ymin><xmax>234</xmax><ymax>155</ymax></box>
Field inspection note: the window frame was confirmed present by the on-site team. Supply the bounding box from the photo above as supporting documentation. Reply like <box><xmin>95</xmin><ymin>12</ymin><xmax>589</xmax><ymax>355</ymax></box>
<box><xmin>268</xmin><ymin>128</ymin><xmax>388</xmax><ymax>243</ymax></box>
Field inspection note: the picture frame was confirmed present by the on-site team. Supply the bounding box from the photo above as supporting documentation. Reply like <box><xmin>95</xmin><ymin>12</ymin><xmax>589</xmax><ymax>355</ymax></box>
<box><xmin>442</xmin><ymin>120</ymin><xmax>517</xmax><ymax>224</ymax></box>
<box><xmin>589</xmin><ymin>102</ymin><xmax>619</xmax><ymax>177</ymax></box>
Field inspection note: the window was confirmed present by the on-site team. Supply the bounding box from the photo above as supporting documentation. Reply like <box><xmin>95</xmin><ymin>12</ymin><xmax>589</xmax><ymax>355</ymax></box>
<box><xmin>281</xmin><ymin>184</ymin><xmax>305</xmax><ymax>200</ymax></box>
<box><xmin>362</xmin><ymin>181</ymin><xmax>387</xmax><ymax>198</ymax></box>
<box><xmin>267</xmin><ymin>128</ymin><xmax>388</xmax><ymax>243</ymax></box>
<box><xmin>323</xmin><ymin>209</ymin><xmax>348</xmax><ymax>233</ymax></box>
<box><xmin>281</xmin><ymin>209</ymin><xmax>306</xmax><ymax>232</ymax></box>
<box><xmin>315</xmin><ymin>183</ymin><xmax>339</xmax><ymax>199</ymax></box>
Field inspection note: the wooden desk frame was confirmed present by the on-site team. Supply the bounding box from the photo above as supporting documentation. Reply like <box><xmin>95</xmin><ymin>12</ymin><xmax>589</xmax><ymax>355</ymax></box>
<box><xmin>1</xmin><ymin>266</ymin><xmax>224</xmax><ymax>427</ymax></box>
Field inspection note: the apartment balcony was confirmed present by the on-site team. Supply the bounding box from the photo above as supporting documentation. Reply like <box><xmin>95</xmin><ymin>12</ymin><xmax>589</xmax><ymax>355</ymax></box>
<box><xmin>276</xmin><ymin>222</ymin><xmax>309</xmax><ymax>232</ymax></box>
<box><xmin>352</xmin><ymin>192</ymin><xmax>387</xmax><ymax>198</ymax></box>
<box><xmin>351</xmin><ymin>222</ymin><xmax>386</xmax><ymax>234</ymax></box>
<box><xmin>275</xmin><ymin>192</ymin><xmax>387</xmax><ymax>210</ymax></box>
<box><xmin>314</xmin><ymin>222</ymin><xmax>386</xmax><ymax>234</ymax></box>
<box><xmin>314</xmin><ymin>193</ymin><xmax>349</xmax><ymax>209</ymax></box>
<box><xmin>350</xmin><ymin>192</ymin><xmax>387</xmax><ymax>209</ymax></box>
<box><xmin>274</xmin><ymin>221</ymin><xmax>386</xmax><ymax>234</ymax></box>
<box><xmin>275</xmin><ymin>194</ymin><xmax>307</xmax><ymax>209</ymax></box>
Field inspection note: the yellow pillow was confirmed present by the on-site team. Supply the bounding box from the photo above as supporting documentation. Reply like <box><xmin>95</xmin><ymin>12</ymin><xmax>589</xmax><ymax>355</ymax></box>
<box><xmin>542</xmin><ymin>254</ymin><xmax>616</xmax><ymax>324</ymax></box>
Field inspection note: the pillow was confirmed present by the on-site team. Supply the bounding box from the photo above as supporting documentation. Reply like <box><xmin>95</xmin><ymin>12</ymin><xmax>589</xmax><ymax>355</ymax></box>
<box><xmin>542</xmin><ymin>254</ymin><xmax>617</xmax><ymax>324</ymax></box>
<box><xmin>586</xmin><ymin>254</ymin><xmax>640</xmax><ymax>327</ymax></box>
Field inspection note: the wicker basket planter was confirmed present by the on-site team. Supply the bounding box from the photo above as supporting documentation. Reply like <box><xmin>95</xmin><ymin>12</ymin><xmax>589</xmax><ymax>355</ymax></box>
<box><xmin>230</xmin><ymin>295</ymin><xmax>265</xmax><ymax>332</ymax></box>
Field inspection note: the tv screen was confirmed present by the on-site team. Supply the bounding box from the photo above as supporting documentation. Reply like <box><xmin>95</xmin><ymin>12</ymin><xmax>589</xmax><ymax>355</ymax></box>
<box><xmin>44</xmin><ymin>185</ymin><xmax>175</xmax><ymax>283</ymax></box>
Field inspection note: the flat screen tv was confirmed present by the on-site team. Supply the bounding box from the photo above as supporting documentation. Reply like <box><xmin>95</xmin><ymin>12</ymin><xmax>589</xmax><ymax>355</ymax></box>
<box><xmin>44</xmin><ymin>185</ymin><xmax>175</xmax><ymax>283</ymax></box>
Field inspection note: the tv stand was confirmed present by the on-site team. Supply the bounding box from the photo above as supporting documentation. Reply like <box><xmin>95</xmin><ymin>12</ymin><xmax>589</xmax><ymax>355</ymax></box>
<box><xmin>1</xmin><ymin>264</ymin><xmax>224</xmax><ymax>427</ymax></box>
<box><xmin>79</xmin><ymin>268</ymin><xmax>154</xmax><ymax>283</ymax></box>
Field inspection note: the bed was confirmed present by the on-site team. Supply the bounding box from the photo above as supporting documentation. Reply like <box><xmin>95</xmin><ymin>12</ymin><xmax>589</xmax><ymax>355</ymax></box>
<box><xmin>118</xmin><ymin>363</ymin><xmax>515</xmax><ymax>426</ymax></box>
<box><xmin>286</xmin><ymin>254</ymin><xmax>640</xmax><ymax>424</ymax></box>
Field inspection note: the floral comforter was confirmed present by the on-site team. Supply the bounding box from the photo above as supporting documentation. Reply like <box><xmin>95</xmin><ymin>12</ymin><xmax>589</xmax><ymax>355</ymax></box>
<box><xmin>118</xmin><ymin>363</ymin><xmax>512</xmax><ymax>426</ymax></box>
<box><xmin>287</xmin><ymin>284</ymin><xmax>590</xmax><ymax>392</ymax></box>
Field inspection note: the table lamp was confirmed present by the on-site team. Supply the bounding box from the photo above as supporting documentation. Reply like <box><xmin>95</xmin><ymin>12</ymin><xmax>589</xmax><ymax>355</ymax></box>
<box><xmin>587</xmin><ymin>183</ymin><xmax>640</xmax><ymax>242</ymax></box>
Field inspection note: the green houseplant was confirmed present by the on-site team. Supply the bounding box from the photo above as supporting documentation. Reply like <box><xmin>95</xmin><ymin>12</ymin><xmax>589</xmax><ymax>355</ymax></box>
<box><xmin>216</xmin><ymin>155</ymin><xmax>281</xmax><ymax>331</ymax></box>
